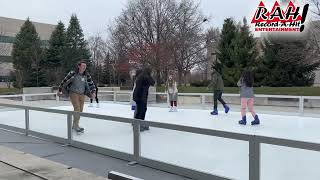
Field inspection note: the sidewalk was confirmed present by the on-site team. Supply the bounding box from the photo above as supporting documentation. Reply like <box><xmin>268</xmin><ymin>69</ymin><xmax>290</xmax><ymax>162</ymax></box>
<box><xmin>0</xmin><ymin>144</ymin><xmax>106</xmax><ymax>180</ymax></box>
<box><xmin>0</xmin><ymin>129</ymin><xmax>191</xmax><ymax>180</ymax></box>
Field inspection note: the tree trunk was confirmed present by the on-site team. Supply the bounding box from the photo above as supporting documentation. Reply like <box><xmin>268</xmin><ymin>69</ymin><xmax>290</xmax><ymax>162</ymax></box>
<box><xmin>156</xmin><ymin>69</ymin><xmax>161</xmax><ymax>86</ymax></box>
<box><xmin>183</xmin><ymin>71</ymin><xmax>188</xmax><ymax>87</ymax></box>
<box><xmin>177</xmin><ymin>69</ymin><xmax>183</xmax><ymax>86</ymax></box>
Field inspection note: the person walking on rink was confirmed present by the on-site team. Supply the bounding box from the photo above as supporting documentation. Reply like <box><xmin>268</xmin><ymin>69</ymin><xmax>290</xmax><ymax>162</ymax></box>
<box><xmin>208</xmin><ymin>67</ymin><xmax>230</xmax><ymax>115</ymax></box>
<box><xmin>133</xmin><ymin>67</ymin><xmax>155</xmax><ymax>132</ymax></box>
<box><xmin>238</xmin><ymin>70</ymin><xmax>260</xmax><ymax>125</ymax></box>
<box><xmin>166</xmin><ymin>74</ymin><xmax>178</xmax><ymax>112</ymax></box>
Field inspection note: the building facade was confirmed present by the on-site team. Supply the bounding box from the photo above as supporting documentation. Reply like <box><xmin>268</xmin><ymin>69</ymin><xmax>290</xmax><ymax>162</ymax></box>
<box><xmin>0</xmin><ymin>16</ymin><xmax>56</xmax><ymax>79</ymax></box>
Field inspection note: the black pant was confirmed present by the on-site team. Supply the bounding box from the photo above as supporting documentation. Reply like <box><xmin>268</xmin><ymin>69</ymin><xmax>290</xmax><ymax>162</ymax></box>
<box><xmin>214</xmin><ymin>90</ymin><xmax>226</xmax><ymax>109</ymax></box>
<box><xmin>90</xmin><ymin>88</ymin><xmax>99</xmax><ymax>103</ymax></box>
<box><xmin>134</xmin><ymin>100</ymin><xmax>148</xmax><ymax>128</ymax></box>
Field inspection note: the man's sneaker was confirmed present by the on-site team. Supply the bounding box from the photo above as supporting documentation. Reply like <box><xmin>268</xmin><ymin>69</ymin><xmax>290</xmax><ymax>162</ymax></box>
<box><xmin>73</xmin><ymin>126</ymin><xmax>84</xmax><ymax>133</ymax></box>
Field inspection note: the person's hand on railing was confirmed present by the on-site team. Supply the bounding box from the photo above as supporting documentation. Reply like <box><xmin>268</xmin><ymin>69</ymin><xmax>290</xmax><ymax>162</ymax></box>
<box><xmin>57</xmin><ymin>91</ymin><xmax>63</xmax><ymax>97</ymax></box>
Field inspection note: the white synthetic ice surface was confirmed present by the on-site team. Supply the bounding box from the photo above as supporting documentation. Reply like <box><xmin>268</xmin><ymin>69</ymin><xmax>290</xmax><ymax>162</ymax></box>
<box><xmin>0</xmin><ymin>102</ymin><xmax>320</xmax><ymax>180</ymax></box>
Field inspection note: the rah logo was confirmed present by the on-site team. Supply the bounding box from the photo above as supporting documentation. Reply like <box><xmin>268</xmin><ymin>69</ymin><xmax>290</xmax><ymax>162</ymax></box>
<box><xmin>251</xmin><ymin>1</ymin><xmax>309</xmax><ymax>32</ymax></box>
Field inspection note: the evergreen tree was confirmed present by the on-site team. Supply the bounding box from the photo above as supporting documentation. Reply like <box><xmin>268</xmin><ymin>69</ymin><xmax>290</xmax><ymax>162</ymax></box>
<box><xmin>46</xmin><ymin>21</ymin><xmax>66</xmax><ymax>68</ymax></box>
<box><xmin>64</xmin><ymin>15</ymin><xmax>91</xmax><ymax>71</ymax></box>
<box><xmin>228</xmin><ymin>17</ymin><xmax>258</xmax><ymax>85</ymax></box>
<box><xmin>232</xmin><ymin>18</ymin><xmax>257</xmax><ymax>69</ymax></box>
<box><xmin>217</xmin><ymin>18</ymin><xmax>238</xmax><ymax>86</ymax></box>
<box><xmin>217</xmin><ymin>18</ymin><xmax>257</xmax><ymax>86</ymax></box>
<box><xmin>102</xmin><ymin>52</ymin><xmax>113</xmax><ymax>85</ymax></box>
<box><xmin>45</xmin><ymin>21</ymin><xmax>66</xmax><ymax>85</ymax></box>
<box><xmin>12</xmin><ymin>18</ymin><xmax>46</xmax><ymax>87</ymax></box>
<box><xmin>259</xmin><ymin>33</ymin><xmax>320</xmax><ymax>86</ymax></box>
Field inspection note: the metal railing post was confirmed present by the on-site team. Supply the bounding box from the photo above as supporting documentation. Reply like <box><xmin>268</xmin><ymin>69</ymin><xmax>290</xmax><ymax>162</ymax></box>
<box><xmin>130</xmin><ymin>91</ymin><xmax>133</xmax><ymax>102</ymax></box>
<box><xmin>22</xmin><ymin>95</ymin><xmax>26</xmax><ymax>104</ymax></box>
<box><xmin>56</xmin><ymin>94</ymin><xmax>60</xmax><ymax>103</ymax></box>
<box><xmin>249</xmin><ymin>138</ymin><xmax>260</xmax><ymax>180</ymax></box>
<box><xmin>114</xmin><ymin>91</ymin><xmax>117</xmax><ymax>103</ymax></box>
<box><xmin>299</xmin><ymin>96</ymin><xmax>304</xmax><ymax>115</ymax></box>
<box><xmin>25</xmin><ymin>108</ymin><xmax>29</xmax><ymax>136</ymax></box>
<box><xmin>201</xmin><ymin>95</ymin><xmax>206</xmax><ymax>105</ymax></box>
<box><xmin>133</xmin><ymin>120</ymin><xmax>141</xmax><ymax>161</ymax></box>
<box><xmin>67</xmin><ymin>113</ymin><xmax>73</xmax><ymax>145</ymax></box>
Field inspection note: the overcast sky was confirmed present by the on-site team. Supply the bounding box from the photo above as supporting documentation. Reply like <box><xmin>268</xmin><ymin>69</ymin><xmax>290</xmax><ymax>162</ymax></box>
<box><xmin>0</xmin><ymin>0</ymin><xmax>296</xmax><ymax>38</ymax></box>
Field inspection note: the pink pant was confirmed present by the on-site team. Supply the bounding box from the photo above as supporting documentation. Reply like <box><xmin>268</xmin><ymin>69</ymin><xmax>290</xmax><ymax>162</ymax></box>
<box><xmin>241</xmin><ymin>98</ymin><xmax>256</xmax><ymax>117</ymax></box>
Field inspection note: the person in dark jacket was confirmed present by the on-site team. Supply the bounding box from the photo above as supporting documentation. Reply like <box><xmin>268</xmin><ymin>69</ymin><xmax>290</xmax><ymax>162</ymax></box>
<box><xmin>133</xmin><ymin>67</ymin><xmax>155</xmax><ymax>131</ymax></box>
<box><xmin>89</xmin><ymin>82</ymin><xmax>99</xmax><ymax>108</ymax></box>
<box><xmin>131</xmin><ymin>69</ymin><xmax>143</xmax><ymax>111</ymax></box>
<box><xmin>208</xmin><ymin>64</ymin><xmax>229</xmax><ymax>115</ymax></box>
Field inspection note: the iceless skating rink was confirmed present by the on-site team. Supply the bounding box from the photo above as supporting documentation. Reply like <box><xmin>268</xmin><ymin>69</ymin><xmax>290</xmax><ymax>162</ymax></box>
<box><xmin>0</xmin><ymin>102</ymin><xmax>319</xmax><ymax>180</ymax></box>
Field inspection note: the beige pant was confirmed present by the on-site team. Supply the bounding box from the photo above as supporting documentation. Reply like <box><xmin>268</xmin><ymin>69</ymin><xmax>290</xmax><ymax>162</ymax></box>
<box><xmin>69</xmin><ymin>93</ymin><xmax>85</xmax><ymax>128</ymax></box>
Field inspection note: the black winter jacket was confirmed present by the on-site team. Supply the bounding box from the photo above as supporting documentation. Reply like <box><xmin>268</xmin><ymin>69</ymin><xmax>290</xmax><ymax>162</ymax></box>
<box><xmin>133</xmin><ymin>75</ymin><xmax>155</xmax><ymax>103</ymax></box>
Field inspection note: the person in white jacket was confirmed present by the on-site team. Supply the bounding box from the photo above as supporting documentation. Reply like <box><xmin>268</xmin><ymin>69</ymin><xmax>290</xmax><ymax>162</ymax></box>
<box><xmin>166</xmin><ymin>75</ymin><xmax>178</xmax><ymax>112</ymax></box>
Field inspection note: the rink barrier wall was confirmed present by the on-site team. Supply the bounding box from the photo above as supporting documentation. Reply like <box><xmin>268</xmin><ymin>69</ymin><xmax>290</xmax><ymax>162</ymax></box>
<box><xmin>0</xmin><ymin>102</ymin><xmax>320</xmax><ymax>180</ymax></box>
<box><xmin>1</xmin><ymin>91</ymin><xmax>320</xmax><ymax>115</ymax></box>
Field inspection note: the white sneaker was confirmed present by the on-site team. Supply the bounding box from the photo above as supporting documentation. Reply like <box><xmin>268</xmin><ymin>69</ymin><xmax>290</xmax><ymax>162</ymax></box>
<box><xmin>96</xmin><ymin>103</ymin><xmax>100</xmax><ymax>108</ymax></box>
<box><xmin>173</xmin><ymin>106</ymin><xmax>178</xmax><ymax>112</ymax></box>
<box><xmin>169</xmin><ymin>107</ymin><xmax>174</xmax><ymax>112</ymax></box>
<box><xmin>88</xmin><ymin>103</ymin><xmax>93</xmax><ymax>107</ymax></box>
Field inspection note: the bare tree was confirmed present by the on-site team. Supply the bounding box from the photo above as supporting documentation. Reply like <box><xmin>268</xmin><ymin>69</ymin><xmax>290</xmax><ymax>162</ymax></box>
<box><xmin>108</xmin><ymin>23</ymin><xmax>131</xmax><ymax>85</ymax></box>
<box><xmin>108</xmin><ymin>0</ymin><xmax>207</xmax><ymax>85</ymax></box>
<box><xmin>169</xmin><ymin>0</ymin><xmax>208</xmax><ymax>86</ymax></box>
<box><xmin>88</xmin><ymin>34</ymin><xmax>106</xmax><ymax>84</ymax></box>
<box><xmin>194</xmin><ymin>27</ymin><xmax>220</xmax><ymax>81</ymax></box>
<box><xmin>307</xmin><ymin>0</ymin><xmax>320</xmax><ymax>52</ymax></box>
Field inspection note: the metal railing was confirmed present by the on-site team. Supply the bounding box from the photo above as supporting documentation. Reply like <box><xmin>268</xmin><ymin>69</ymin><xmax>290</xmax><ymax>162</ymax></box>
<box><xmin>0</xmin><ymin>100</ymin><xmax>319</xmax><ymax>180</ymax></box>
<box><xmin>1</xmin><ymin>91</ymin><xmax>320</xmax><ymax>116</ymax></box>
<box><xmin>97</xmin><ymin>91</ymin><xmax>320</xmax><ymax>116</ymax></box>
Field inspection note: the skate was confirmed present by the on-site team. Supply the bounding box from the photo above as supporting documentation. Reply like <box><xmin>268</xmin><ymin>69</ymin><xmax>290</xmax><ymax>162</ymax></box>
<box><xmin>73</xmin><ymin>126</ymin><xmax>84</xmax><ymax>135</ymax></box>
<box><xmin>169</xmin><ymin>106</ymin><xmax>174</xmax><ymax>112</ymax></box>
<box><xmin>223</xmin><ymin>104</ymin><xmax>230</xmax><ymax>114</ymax></box>
<box><xmin>173</xmin><ymin>106</ymin><xmax>178</xmax><ymax>112</ymax></box>
<box><xmin>210</xmin><ymin>108</ymin><xmax>218</xmax><ymax>115</ymax></box>
<box><xmin>239</xmin><ymin>116</ymin><xmax>247</xmax><ymax>125</ymax></box>
<box><xmin>96</xmin><ymin>103</ymin><xmax>100</xmax><ymax>108</ymax></box>
<box><xmin>251</xmin><ymin>115</ymin><xmax>260</xmax><ymax>125</ymax></box>
<box><xmin>88</xmin><ymin>103</ymin><xmax>93</xmax><ymax>107</ymax></box>
<box><xmin>140</xmin><ymin>126</ymin><xmax>150</xmax><ymax>132</ymax></box>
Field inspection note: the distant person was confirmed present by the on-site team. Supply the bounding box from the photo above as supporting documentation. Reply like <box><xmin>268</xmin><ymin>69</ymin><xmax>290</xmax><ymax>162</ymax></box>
<box><xmin>57</xmin><ymin>60</ymin><xmax>96</xmax><ymax>133</ymax></box>
<box><xmin>165</xmin><ymin>74</ymin><xmax>178</xmax><ymax>112</ymax></box>
<box><xmin>208</xmin><ymin>66</ymin><xmax>230</xmax><ymax>115</ymax></box>
<box><xmin>89</xmin><ymin>82</ymin><xmax>100</xmax><ymax>108</ymax></box>
<box><xmin>237</xmin><ymin>70</ymin><xmax>260</xmax><ymax>125</ymax></box>
<box><xmin>133</xmin><ymin>67</ymin><xmax>155</xmax><ymax>131</ymax></box>
<box><xmin>131</xmin><ymin>69</ymin><xmax>143</xmax><ymax>111</ymax></box>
